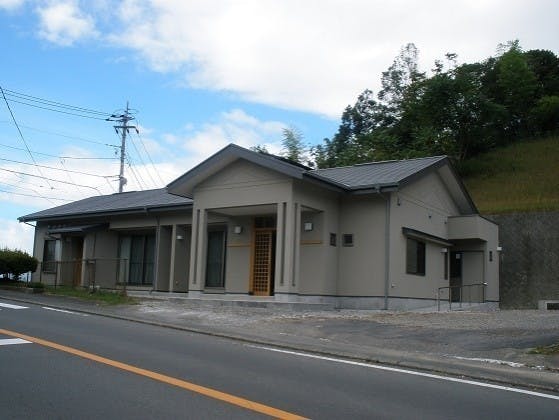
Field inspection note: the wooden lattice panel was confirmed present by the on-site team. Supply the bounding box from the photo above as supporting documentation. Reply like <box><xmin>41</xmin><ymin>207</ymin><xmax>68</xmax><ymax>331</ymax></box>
<box><xmin>252</xmin><ymin>231</ymin><xmax>272</xmax><ymax>295</ymax></box>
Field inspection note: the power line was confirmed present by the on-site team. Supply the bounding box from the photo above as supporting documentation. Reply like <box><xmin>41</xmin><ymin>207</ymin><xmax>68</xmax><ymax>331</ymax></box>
<box><xmin>0</xmin><ymin>142</ymin><xmax>118</xmax><ymax>160</ymax></box>
<box><xmin>0</xmin><ymin>157</ymin><xmax>119</xmax><ymax>179</ymax></box>
<box><xmin>0</xmin><ymin>121</ymin><xmax>120</xmax><ymax>148</ymax></box>
<box><xmin>0</xmin><ymin>167</ymin><xmax>102</xmax><ymax>194</ymax></box>
<box><xmin>0</xmin><ymin>187</ymin><xmax>71</xmax><ymax>202</ymax></box>
<box><xmin>0</xmin><ymin>85</ymin><xmax>55</xmax><ymax>194</ymax></box>
<box><xmin>3</xmin><ymin>98</ymin><xmax>111</xmax><ymax>120</ymax></box>
<box><xmin>134</xmin><ymin>120</ymin><xmax>165</xmax><ymax>185</ymax></box>
<box><xmin>0</xmin><ymin>178</ymin><xmax>57</xmax><ymax>204</ymax></box>
<box><xmin>2</xmin><ymin>88</ymin><xmax>112</xmax><ymax>116</ymax></box>
<box><xmin>128</xmin><ymin>134</ymin><xmax>157</xmax><ymax>187</ymax></box>
<box><xmin>2</xmin><ymin>88</ymin><xmax>113</xmax><ymax>120</ymax></box>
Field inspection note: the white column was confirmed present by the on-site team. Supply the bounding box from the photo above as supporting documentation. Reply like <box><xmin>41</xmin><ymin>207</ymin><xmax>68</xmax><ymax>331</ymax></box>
<box><xmin>275</xmin><ymin>202</ymin><xmax>285</xmax><ymax>289</ymax></box>
<box><xmin>188</xmin><ymin>208</ymin><xmax>200</xmax><ymax>290</ymax></box>
<box><xmin>169</xmin><ymin>224</ymin><xmax>177</xmax><ymax>293</ymax></box>
<box><xmin>293</xmin><ymin>202</ymin><xmax>301</xmax><ymax>289</ymax></box>
<box><xmin>194</xmin><ymin>208</ymin><xmax>207</xmax><ymax>290</ymax></box>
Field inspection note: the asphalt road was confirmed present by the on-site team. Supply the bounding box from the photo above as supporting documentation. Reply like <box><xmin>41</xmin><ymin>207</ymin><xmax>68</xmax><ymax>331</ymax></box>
<box><xmin>1</xmin><ymin>299</ymin><xmax>558</xmax><ymax>419</ymax></box>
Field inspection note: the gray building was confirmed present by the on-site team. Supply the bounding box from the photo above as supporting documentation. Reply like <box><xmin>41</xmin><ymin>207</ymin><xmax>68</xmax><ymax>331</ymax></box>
<box><xmin>20</xmin><ymin>144</ymin><xmax>499</xmax><ymax>309</ymax></box>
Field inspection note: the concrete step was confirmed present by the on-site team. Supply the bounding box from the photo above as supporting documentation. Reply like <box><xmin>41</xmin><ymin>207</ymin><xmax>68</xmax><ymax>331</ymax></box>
<box><xmin>126</xmin><ymin>290</ymin><xmax>336</xmax><ymax>311</ymax></box>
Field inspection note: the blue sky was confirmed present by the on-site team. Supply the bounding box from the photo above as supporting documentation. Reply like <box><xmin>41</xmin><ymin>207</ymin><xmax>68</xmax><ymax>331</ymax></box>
<box><xmin>1</xmin><ymin>0</ymin><xmax>558</xmax><ymax>252</ymax></box>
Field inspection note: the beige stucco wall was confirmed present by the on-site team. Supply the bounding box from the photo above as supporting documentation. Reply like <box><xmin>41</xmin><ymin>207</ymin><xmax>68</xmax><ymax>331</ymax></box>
<box><xmin>389</xmin><ymin>172</ymin><xmax>461</xmax><ymax>300</ymax></box>
<box><xmin>294</xmin><ymin>181</ymin><xmax>340</xmax><ymax>296</ymax></box>
<box><xmin>337</xmin><ymin>194</ymin><xmax>386</xmax><ymax>297</ymax></box>
<box><xmin>224</xmin><ymin>216</ymin><xmax>252</xmax><ymax>293</ymax></box>
<box><xmin>85</xmin><ymin>230</ymin><xmax>119</xmax><ymax>288</ymax></box>
<box><xmin>172</xmin><ymin>225</ymin><xmax>190</xmax><ymax>292</ymax></box>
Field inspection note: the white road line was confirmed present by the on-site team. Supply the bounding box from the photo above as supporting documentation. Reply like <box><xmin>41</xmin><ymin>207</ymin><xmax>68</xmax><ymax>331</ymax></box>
<box><xmin>42</xmin><ymin>307</ymin><xmax>88</xmax><ymax>316</ymax></box>
<box><xmin>0</xmin><ymin>338</ymin><xmax>31</xmax><ymax>346</ymax></box>
<box><xmin>0</xmin><ymin>302</ymin><xmax>28</xmax><ymax>309</ymax></box>
<box><xmin>247</xmin><ymin>345</ymin><xmax>559</xmax><ymax>401</ymax></box>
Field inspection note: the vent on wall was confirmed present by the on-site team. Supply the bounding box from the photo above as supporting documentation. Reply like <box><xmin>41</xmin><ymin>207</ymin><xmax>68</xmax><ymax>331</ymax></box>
<box><xmin>539</xmin><ymin>300</ymin><xmax>559</xmax><ymax>310</ymax></box>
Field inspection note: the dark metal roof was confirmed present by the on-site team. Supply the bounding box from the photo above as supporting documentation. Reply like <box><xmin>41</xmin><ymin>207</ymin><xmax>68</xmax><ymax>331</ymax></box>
<box><xmin>308</xmin><ymin>156</ymin><xmax>448</xmax><ymax>190</ymax></box>
<box><xmin>19</xmin><ymin>188</ymin><xmax>192</xmax><ymax>222</ymax></box>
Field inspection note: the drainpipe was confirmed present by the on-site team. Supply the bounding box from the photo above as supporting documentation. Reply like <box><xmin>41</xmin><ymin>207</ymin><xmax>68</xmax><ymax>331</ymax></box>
<box><xmin>379</xmin><ymin>189</ymin><xmax>391</xmax><ymax>310</ymax></box>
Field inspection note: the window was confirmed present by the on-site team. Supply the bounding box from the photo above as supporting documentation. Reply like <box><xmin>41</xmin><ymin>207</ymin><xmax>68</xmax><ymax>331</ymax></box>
<box><xmin>342</xmin><ymin>234</ymin><xmax>354</xmax><ymax>247</ymax></box>
<box><xmin>443</xmin><ymin>253</ymin><xmax>449</xmax><ymax>280</ymax></box>
<box><xmin>406</xmin><ymin>238</ymin><xmax>425</xmax><ymax>275</ymax></box>
<box><xmin>43</xmin><ymin>239</ymin><xmax>57</xmax><ymax>273</ymax></box>
<box><xmin>330</xmin><ymin>233</ymin><xmax>337</xmax><ymax>247</ymax></box>
<box><xmin>489</xmin><ymin>251</ymin><xmax>493</xmax><ymax>262</ymax></box>
<box><xmin>118</xmin><ymin>234</ymin><xmax>155</xmax><ymax>285</ymax></box>
<box><xmin>206</xmin><ymin>228</ymin><xmax>227</xmax><ymax>288</ymax></box>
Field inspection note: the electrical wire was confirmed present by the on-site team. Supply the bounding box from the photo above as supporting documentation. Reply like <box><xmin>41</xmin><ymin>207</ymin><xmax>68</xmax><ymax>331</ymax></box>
<box><xmin>2</xmin><ymin>88</ymin><xmax>113</xmax><ymax>120</ymax></box>
<box><xmin>135</xmin><ymin>119</ymin><xmax>165</xmax><ymax>185</ymax></box>
<box><xmin>4</xmin><ymin>98</ymin><xmax>111</xmax><ymax>120</ymax></box>
<box><xmin>128</xmin><ymin>134</ymin><xmax>157</xmax><ymax>187</ymax></box>
<box><xmin>0</xmin><ymin>167</ymin><xmax>102</xmax><ymax>194</ymax></box>
<box><xmin>125</xmin><ymin>155</ymin><xmax>145</xmax><ymax>190</ymax></box>
<box><xmin>1</xmin><ymin>85</ymin><xmax>55</xmax><ymax>195</ymax></box>
<box><xmin>0</xmin><ymin>187</ymin><xmax>71</xmax><ymax>202</ymax></box>
<box><xmin>0</xmin><ymin>178</ymin><xmax>57</xmax><ymax>204</ymax></box>
<box><xmin>2</xmin><ymin>88</ymin><xmax>112</xmax><ymax>116</ymax></box>
<box><xmin>0</xmin><ymin>157</ymin><xmax>119</xmax><ymax>179</ymax></box>
<box><xmin>0</xmin><ymin>142</ymin><xmax>118</xmax><ymax>160</ymax></box>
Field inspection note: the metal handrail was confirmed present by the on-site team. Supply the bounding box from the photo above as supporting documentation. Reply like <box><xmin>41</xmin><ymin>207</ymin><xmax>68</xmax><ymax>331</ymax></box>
<box><xmin>437</xmin><ymin>282</ymin><xmax>487</xmax><ymax>311</ymax></box>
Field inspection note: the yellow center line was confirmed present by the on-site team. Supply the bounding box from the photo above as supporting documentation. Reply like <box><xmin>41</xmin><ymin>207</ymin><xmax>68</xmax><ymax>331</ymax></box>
<box><xmin>0</xmin><ymin>328</ymin><xmax>307</xmax><ymax>420</ymax></box>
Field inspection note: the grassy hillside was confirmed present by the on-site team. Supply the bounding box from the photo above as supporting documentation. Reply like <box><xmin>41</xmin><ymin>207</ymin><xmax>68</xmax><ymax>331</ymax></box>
<box><xmin>459</xmin><ymin>136</ymin><xmax>559</xmax><ymax>214</ymax></box>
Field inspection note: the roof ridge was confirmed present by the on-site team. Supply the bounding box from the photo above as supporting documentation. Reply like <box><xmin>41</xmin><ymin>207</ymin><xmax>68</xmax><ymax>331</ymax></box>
<box><xmin>310</xmin><ymin>155</ymin><xmax>447</xmax><ymax>171</ymax></box>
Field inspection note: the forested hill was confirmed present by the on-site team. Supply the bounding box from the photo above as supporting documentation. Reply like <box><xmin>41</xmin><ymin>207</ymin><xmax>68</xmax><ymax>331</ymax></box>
<box><xmin>312</xmin><ymin>41</ymin><xmax>559</xmax><ymax>168</ymax></box>
<box><xmin>459</xmin><ymin>135</ymin><xmax>559</xmax><ymax>214</ymax></box>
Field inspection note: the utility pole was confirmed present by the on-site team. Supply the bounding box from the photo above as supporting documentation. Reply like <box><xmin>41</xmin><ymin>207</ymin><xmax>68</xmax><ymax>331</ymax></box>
<box><xmin>110</xmin><ymin>102</ymin><xmax>138</xmax><ymax>193</ymax></box>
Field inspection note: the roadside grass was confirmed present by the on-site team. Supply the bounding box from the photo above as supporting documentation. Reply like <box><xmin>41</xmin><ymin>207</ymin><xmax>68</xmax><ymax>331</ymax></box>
<box><xmin>460</xmin><ymin>136</ymin><xmax>559</xmax><ymax>214</ymax></box>
<box><xmin>46</xmin><ymin>285</ymin><xmax>137</xmax><ymax>305</ymax></box>
<box><xmin>529</xmin><ymin>343</ymin><xmax>559</xmax><ymax>355</ymax></box>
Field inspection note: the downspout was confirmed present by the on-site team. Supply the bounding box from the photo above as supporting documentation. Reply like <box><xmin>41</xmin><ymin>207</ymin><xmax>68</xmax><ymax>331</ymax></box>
<box><xmin>380</xmin><ymin>189</ymin><xmax>391</xmax><ymax>310</ymax></box>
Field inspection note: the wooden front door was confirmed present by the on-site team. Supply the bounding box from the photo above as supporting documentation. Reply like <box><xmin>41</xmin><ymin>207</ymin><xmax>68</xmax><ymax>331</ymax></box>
<box><xmin>250</xmin><ymin>229</ymin><xmax>275</xmax><ymax>296</ymax></box>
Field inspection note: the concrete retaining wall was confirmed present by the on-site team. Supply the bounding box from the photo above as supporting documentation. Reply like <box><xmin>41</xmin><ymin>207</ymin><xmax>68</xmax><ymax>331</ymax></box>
<box><xmin>487</xmin><ymin>212</ymin><xmax>559</xmax><ymax>309</ymax></box>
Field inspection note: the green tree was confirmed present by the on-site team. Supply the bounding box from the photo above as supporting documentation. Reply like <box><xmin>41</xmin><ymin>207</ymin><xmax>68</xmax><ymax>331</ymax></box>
<box><xmin>0</xmin><ymin>248</ymin><xmax>38</xmax><ymax>280</ymax></box>
<box><xmin>378</xmin><ymin>43</ymin><xmax>425</xmax><ymax>124</ymax></box>
<box><xmin>281</xmin><ymin>127</ymin><xmax>305</xmax><ymax>163</ymax></box>
<box><xmin>250</xmin><ymin>144</ymin><xmax>269</xmax><ymax>154</ymax></box>
<box><xmin>495</xmin><ymin>43</ymin><xmax>538</xmax><ymax>138</ymax></box>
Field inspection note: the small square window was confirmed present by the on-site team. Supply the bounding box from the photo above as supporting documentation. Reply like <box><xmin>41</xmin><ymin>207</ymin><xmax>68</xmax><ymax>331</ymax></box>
<box><xmin>330</xmin><ymin>233</ymin><xmax>337</xmax><ymax>246</ymax></box>
<box><xmin>342</xmin><ymin>234</ymin><xmax>354</xmax><ymax>247</ymax></box>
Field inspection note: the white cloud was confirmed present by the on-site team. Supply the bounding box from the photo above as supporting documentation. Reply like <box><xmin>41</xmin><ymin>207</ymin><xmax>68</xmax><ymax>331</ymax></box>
<box><xmin>178</xmin><ymin>109</ymin><xmax>284</xmax><ymax>165</ymax></box>
<box><xmin>36</xmin><ymin>0</ymin><xmax>98</xmax><ymax>46</ymax></box>
<box><xmin>0</xmin><ymin>0</ymin><xmax>25</xmax><ymax>11</ymax></box>
<box><xmin>101</xmin><ymin>0</ymin><xmax>559</xmax><ymax>117</ymax></box>
<box><xmin>0</xmin><ymin>218</ymin><xmax>34</xmax><ymax>253</ymax></box>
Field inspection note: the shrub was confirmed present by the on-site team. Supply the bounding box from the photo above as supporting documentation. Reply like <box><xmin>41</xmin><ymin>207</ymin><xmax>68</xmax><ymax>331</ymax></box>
<box><xmin>0</xmin><ymin>248</ymin><xmax>38</xmax><ymax>280</ymax></box>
